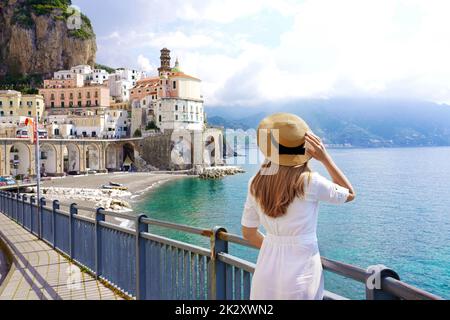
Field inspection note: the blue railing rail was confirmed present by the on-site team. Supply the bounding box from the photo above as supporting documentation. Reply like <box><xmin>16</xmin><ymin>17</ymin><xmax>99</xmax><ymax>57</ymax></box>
<box><xmin>0</xmin><ymin>191</ymin><xmax>443</xmax><ymax>300</ymax></box>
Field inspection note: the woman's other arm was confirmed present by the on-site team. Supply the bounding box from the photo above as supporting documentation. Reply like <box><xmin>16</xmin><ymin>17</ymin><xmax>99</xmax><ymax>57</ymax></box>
<box><xmin>305</xmin><ymin>132</ymin><xmax>356</xmax><ymax>202</ymax></box>
<box><xmin>242</xmin><ymin>227</ymin><xmax>265</xmax><ymax>249</ymax></box>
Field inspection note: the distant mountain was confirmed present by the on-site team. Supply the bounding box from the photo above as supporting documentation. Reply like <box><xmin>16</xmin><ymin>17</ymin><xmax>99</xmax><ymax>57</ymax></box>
<box><xmin>206</xmin><ymin>98</ymin><xmax>450</xmax><ymax>148</ymax></box>
<box><xmin>208</xmin><ymin>113</ymin><xmax>265</xmax><ymax>131</ymax></box>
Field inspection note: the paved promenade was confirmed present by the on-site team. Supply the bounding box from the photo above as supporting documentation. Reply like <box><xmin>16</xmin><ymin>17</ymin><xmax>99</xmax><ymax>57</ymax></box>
<box><xmin>0</xmin><ymin>213</ymin><xmax>124</xmax><ymax>300</ymax></box>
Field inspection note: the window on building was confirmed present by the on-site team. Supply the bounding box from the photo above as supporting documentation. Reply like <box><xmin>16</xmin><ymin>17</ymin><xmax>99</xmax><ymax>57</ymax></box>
<box><xmin>28</xmin><ymin>111</ymin><xmax>32</xmax><ymax>116</ymax></box>
<box><xmin>78</xmin><ymin>92</ymin><xmax>82</xmax><ymax>99</ymax></box>
<box><xmin>37</xmin><ymin>101</ymin><xmax>40</xmax><ymax>106</ymax></box>
<box><xmin>0</xmin><ymin>101</ymin><xmax>2</xmax><ymax>107</ymax></box>
<box><xmin>70</xmin><ymin>93</ymin><xmax>73</xmax><ymax>100</ymax></box>
<box><xmin>175</xmin><ymin>105</ymin><xmax>178</xmax><ymax>111</ymax></box>
<box><xmin>159</xmin><ymin>115</ymin><xmax>162</xmax><ymax>122</ymax></box>
<box><xmin>173</xmin><ymin>81</ymin><xmax>177</xmax><ymax>89</ymax></box>
<box><xmin>10</xmin><ymin>111</ymin><xmax>13</xmax><ymax>115</ymax></box>
<box><xmin>61</xmin><ymin>93</ymin><xmax>65</xmax><ymax>100</ymax></box>
<box><xmin>87</xmin><ymin>92</ymin><xmax>91</xmax><ymax>99</ymax></box>
<box><xmin>86</xmin><ymin>101</ymin><xmax>91</xmax><ymax>107</ymax></box>
<box><xmin>61</xmin><ymin>102</ymin><xmax>65</xmax><ymax>108</ymax></box>
<box><xmin>0</xmin><ymin>111</ymin><xmax>4</xmax><ymax>116</ymax></box>
<box><xmin>78</xmin><ymin>101</ymin><xmax>82</xmax><ymax>107</ymax></box>
<box><xmin>175</xmin><ymin>115</ymin><xmax>179</xmax><ymax>121</ymax></box>
<box><xmin>69</xmin><ymin>101</ymin><xmax>73</xmax><ymax>107</ymax></box>
<box><xmin>9</xmin><ymin>101</ymin><xmax>13</xmax><ymax>107</ymax></box>
<box><xmin>50</xmin><ymin>94</ymin><xmax>55</xmax><ymax>100</ymax></box>
<box><xmin>51</xmin><ymin>102</ymin><xmax>55</xmax><ymax>108</ymax></box>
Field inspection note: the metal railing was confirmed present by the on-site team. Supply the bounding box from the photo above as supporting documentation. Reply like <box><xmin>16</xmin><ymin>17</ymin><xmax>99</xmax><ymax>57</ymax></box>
<box><xmin>0</xmin><ymin>191</ymin><xmax>443</xmax><ymax>300</ymax></box>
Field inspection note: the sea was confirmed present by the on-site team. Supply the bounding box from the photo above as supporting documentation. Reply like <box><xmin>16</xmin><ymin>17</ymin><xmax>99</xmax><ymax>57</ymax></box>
<box><xmin>136</xmin><ymin>147</ymin><xmax>450</xmax><ymax>299</ymax></box>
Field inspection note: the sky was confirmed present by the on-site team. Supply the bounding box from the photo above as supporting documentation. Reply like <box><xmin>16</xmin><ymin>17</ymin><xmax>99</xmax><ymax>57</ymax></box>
<box><xmin>72</xmin><ymin>0</ymin><xmax>450</xmax><ymax>107</ymax></box>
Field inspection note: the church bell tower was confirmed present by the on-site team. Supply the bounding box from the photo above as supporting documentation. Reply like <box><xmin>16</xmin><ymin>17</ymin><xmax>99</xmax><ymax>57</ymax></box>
<box><xmin>158</xmin><ymin>48</ymin><xmax>172</xmax><ymax>76</ymax></box>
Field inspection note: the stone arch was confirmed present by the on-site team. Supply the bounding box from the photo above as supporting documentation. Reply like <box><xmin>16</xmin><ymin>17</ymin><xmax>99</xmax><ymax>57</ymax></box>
<box><xmin>63</xmin><ymin>143</ymin><xmax>81</xmax><ymax>174</ymax></box>
<box><xmin>170</xmin><ymin>130</ymin><xmax>194</xmax><ymax>169</ymax></box>
<box><xmin>122</xmin><ymin>142</ymin><xmax>136</xmax><ymax>171</ymax></box>
<box><xmin>9</xmin><ymin>143</ymin><xmax>32</xmax><ymax>177</ymax></box>
<box><xmin>40</xmin><ymin>143</ymin><xmax>58</xmax><ymax>176</ymax></box>
<box><xmin>218</xmin><ymin>133</ymin><xmax>224</xmax><ymax>161</ymax></box>
<box><xmin>86</xmin><ymin>144</ymin><xmax>100</xmax><ymax>171</ymax></box>
<box><xmin>204</xmin><ymin>136</ymin><xmax>216</xmax><ymax>166</ymax></box>
<box><xmin>105</xmin><ymin>143</ymin><xmax>120</xmax><ymax>171</ymax></box>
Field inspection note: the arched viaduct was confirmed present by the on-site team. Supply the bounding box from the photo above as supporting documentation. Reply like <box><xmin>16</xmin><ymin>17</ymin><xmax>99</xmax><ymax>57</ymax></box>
<box><xmin>0</xmin><ymin>128</ymin><xmax>225</xmax><ymax>177</ymax></box>
<box><xmin>0</xmin><ymin>138</ymin><xmax>141</xmax><ymax>177</ymax></box>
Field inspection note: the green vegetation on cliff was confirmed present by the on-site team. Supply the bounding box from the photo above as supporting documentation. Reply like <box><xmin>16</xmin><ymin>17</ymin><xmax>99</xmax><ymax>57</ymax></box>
<box><xmin>13</xmin><ymin>0</ymin><xmax>72</xmax><ymax>28</ymax></box>
<box><xmin>95</xmin><ymin>63</ymin><xmax>116</xmax><ymax>74</ymax></box>
<box><xmin>12</xmin><ymin>0</ymin><xmax>94</xmax><ymax>40</ymax></box>
<box><xmin>68</xmin><ymin>13</ymin><xmax>95</xmax><ymax>40</ymax></box>
<box><xmin>0</xmin><ymin>74</ymin><xmax>43</xmax><ymax>94</ymax></box>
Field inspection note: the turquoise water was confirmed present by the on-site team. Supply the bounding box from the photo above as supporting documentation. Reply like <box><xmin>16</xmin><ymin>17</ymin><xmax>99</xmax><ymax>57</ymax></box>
<box><xmin>136</xmin><ymin>147</ymin><xmax>450</xmax><ymax>299</ymax></box>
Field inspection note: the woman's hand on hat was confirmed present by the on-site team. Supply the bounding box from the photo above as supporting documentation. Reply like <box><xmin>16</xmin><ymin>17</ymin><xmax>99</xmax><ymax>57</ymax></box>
<box><xmin>305</xmin><ymin>132</ymin><xmax>330</xmax><ymax>163</ymax></box>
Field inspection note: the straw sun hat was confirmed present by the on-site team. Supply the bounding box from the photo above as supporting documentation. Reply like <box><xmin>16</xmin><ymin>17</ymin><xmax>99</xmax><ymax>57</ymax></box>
<box><xmin>257</xmin><ymin>113</ymin><xmax>312</xmax><ymax>167</ymax></box>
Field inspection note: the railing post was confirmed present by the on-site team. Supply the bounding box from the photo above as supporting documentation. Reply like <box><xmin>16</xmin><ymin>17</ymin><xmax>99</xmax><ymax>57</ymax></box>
<box><xmin>30</xmin><ymin>195</ymin><xmax>36</xmax><ymax>234</ymax></box>
<box><xmin>52</xmin><ymin>200</ymin><xmax>59</xmax><ymax>249</ymax></box>
<box><xmin>69</xmin><ymin>204</ymin><xmax>77</xmax><ymax>259</ymax></box>
<box><xmin>6</xmin><ymin>192</ymin><xmax>10</xmax><ymax>217</ymax></box>
<box><xmin>210</xmin><ymin>226</ymin><xmax>228</xmax><ymax>300</ymax></box>
<box><xmin>39</xmin><ymin>197</ymin><xmax>46</xmax><ymax>239</ymax></box>
<box><xmin>16</xmin><ymin>194</ymin><xmax>21</xmax><ymax>223</ymax></box>
<box><xmin>22</xmin><ymin>194</ymin><xmax>27</xmax><ymax>227</ymax></box>
<box><xmin>11</xmin><ymin>193</ymin><xmax>16</xmax><ymax>220</ymax></box>
<box><xmin>135</xmin><ymin>214</ymin><xmax>148</xmax><ymax>300</ymax></box>
<box><xmin>366</xmin><ymin>265</ymin><xmax>401</xmax><ymax>300</ymax></box>
<box><xmin>95</xmin><ymin>208</ymin><xmax>105</xmax><ymax>279</ymax></box>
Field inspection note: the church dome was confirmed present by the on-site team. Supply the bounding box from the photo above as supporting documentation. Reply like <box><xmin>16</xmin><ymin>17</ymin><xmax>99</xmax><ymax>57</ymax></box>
<box><xmin>171</xmin><ymin>58</ymin><xmax>182</xmax><ymax>73</ymax></box>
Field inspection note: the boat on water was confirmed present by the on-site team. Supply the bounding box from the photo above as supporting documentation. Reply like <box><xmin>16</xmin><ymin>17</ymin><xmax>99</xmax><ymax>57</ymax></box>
<box><xmin>101</xmin><ymin>182</ymin><xmax>128</xmax><ymax>191</ymax></box>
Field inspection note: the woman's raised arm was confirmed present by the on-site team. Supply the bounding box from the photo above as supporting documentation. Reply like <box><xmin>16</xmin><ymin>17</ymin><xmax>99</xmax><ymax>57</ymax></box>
<box><xmin>305</xmin><ymin>132</ymin><xmax>356</xmax><ymax>202</ymax></box>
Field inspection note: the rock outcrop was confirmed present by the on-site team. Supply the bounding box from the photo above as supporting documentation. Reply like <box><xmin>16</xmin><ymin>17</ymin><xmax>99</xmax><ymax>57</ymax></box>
<box><xmin>199</xmin><ymin>166</ymin><xmax>245</xmax><ymax>180</ymax></box>
<box><xmin>0</xmin><ymin>0</ymin><xmax>96</xmax><ymax>78</ymax></box>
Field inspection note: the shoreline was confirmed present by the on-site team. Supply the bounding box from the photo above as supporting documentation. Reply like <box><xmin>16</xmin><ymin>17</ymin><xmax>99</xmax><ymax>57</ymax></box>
<box><xmin>41</xmin><ymin>172</ymin><xmax>192</xmax><ymax>213</ymax></box>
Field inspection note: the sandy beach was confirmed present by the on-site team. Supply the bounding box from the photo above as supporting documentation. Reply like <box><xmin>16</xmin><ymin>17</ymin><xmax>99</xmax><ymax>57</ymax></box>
<box><xmin>40</xmin><ymin>172</ymin><xmax>190</xmax><ymax>213</ymax></box>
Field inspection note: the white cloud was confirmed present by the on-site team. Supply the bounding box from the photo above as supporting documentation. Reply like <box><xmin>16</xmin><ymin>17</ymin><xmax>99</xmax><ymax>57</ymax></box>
<box><xmin>91</xmin><ymin>0</ymin><xmax>450</xmax><ymax>106</ymax></box>
<box><xmin>137</xmin><ymin>54</ymin><xmax>155</xmax><ymax>72</ymax></box>
<box><xmin>175</xmin><ymin>0</ymin><xmax>298</xmax><ymax>23</ymax></box>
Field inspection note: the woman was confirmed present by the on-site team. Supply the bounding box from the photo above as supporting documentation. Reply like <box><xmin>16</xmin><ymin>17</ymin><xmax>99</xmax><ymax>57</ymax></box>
<box><xmin>241</xmin><ymin>113</ymin><xmax>356</xmax><ymax>300</ymax></box>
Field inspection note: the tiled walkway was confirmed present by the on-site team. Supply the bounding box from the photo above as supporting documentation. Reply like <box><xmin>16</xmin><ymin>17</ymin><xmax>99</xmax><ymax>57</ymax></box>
<box><xmin>0</xmin><ymin>213</ymin><xmax>124</xmax><ymax>300</ymax></box>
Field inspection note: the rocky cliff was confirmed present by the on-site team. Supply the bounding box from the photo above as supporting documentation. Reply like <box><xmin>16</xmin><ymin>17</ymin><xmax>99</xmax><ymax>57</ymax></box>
<box><xmin>0</xmin><ymin>0</ymin><xmax>96</xmax><ymax>78</ymax></box>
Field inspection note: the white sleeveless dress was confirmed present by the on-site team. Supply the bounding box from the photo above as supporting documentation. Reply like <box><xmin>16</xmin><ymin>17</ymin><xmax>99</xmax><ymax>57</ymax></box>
<box><xmin>241</xmin><ymin>172</ymin><xmax>350</xmax><ymax>300</ymax></box>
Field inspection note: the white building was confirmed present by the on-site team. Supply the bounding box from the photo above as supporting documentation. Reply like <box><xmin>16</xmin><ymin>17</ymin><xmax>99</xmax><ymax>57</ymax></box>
<box><xmin>130</xmin><ymin>49</ymin><xmax>205</xmax><ymax>132</ymax></box>
<box><xmin>53</xmin><ymin>65</ymin><xmax>110</xmax><ymax>86</ymax></box>
<box><xmin>90</xmin><ymin>68</ymin><xmax>110</xmax><ymax>85</ymax></box>
<box><xmin>109</xmin><ymin>68</ymin><xmax>146</xmax><ymax>102</ymax></box>
<box><xmin>47</xmin><ymin>110</ymin><xmax>129</xmax><ymax>139</ymax></box>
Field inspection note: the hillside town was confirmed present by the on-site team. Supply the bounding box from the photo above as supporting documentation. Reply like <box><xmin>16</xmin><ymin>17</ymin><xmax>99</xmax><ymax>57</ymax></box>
<box><xmin>0</xmin><ymin>48</ymin><xmax>224</xmax><ymax>180</ymax></box>
<box><xmin>1</xmin><ymin>48</ymin><xmax>205</xmax><ymax>139</ymax></box>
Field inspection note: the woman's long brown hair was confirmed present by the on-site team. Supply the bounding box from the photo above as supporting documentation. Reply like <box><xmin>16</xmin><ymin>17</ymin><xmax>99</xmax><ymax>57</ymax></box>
<box><xmin>250</xmin><ymin>162</ymin><xmax>312</xmax><ymax>218</ymax></box>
